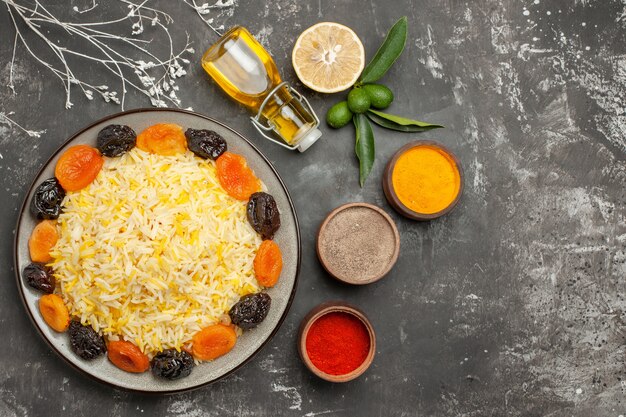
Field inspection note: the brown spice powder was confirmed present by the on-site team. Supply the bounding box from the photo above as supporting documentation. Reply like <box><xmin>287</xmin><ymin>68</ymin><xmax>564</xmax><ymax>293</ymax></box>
<box><xmin>318</xmin><ymin>206</ymin><xmax>398</xmax><ymax>283</ymax></box>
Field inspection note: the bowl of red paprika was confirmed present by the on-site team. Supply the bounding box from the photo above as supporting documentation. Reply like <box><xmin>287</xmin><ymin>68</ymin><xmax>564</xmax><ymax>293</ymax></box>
<box><xmin>298</xmin><ymin>301</ymin><xmax>376</xmax><ymax>382</ymax></box>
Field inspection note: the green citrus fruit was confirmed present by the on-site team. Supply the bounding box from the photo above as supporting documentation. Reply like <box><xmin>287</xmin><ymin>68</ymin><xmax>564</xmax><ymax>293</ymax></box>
<box><xmin>326</xmin><ymin>101</ymin><xmax>353</xmax><ymax>128</ymax></box>
<box><xmin>362</xmin><ymin>84</ymin><xmax>394</xmax><ymax>109</ymax></box>
<box><xmin>347</xmin><ymin>88</ymin><xmax>371</xmax><ymax>114</ymax></box>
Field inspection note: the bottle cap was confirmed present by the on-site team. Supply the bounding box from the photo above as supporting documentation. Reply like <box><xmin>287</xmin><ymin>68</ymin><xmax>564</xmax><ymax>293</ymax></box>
<box><xmin>296</xmin><ymin>128</ymin><xmax>322</xmax><ymax>152</ymax></box>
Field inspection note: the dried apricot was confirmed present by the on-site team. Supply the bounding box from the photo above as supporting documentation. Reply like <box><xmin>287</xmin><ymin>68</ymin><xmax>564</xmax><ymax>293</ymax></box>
<box><xmin>216</xmin><ymin>152</ymin><xmax>261</xmax><ymax>200</ymax></box>
<box><xmin>39</xmin><ymin>294</ymin><xmax>70</xmax><ymax>332</ymax></box>
<box><xmin>28</xmin><ymin>220</ymin><xmax>58</xmax><ymax>263</ymax></box>
<box><xmin>191</xmin><ymin>324</ymin><xmax>237</xmax><ymax>361</ymax></box>
<box><xmin>107</xmin><ymin>340</ymin><xmax>150</xmax><ymax>373</ymax></box>
<box><xmin>254</xmin><ymin>240</ymin><xmax>283</xmax><ymax>287</ymax></box>
<box><xmin>136</xmin><ymin>123</ymin><xmax>187</xmax><ymax>156</ymax></box>
<box><xmin>55</xmin><ymin>145</ymin><xmax>104</xmax><ymax>191</ymax></box>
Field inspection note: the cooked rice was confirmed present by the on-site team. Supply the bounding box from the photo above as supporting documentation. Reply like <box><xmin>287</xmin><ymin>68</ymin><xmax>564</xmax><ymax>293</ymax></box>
<box><xmin>50</xmin><ymin>148</ymin><xmax>263</xmax><ymax>356</ymax></box>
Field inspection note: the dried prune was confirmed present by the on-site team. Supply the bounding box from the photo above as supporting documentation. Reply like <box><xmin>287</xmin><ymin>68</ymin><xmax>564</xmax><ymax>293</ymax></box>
<box><xmin>247</xmin><ymin>192</ymin><xmax>280</xmax><ymax>239</ymax></box>
<box><xmin>185</xmin><ymin>128</ymin><xmax>227</xmax><ymax>160</ymax></box>
<box><xmin>23</xmin><ymin>262</ymin><xmax>55</xmax><ymax>293</ymax></box>
<box><xmin>69</xmin><ymin>321</ymin><xmax>107</xmax><ymax>360</ymax></box>
<box><xmin>30</xmin><ymin>178</ymin><xmax>65</xmax><ymax>220</ymax></box>
<box><xmin>151</xmin><ymin>349</ymin><xmax>194</xmax><ymax>380</ymax></box>
<box><xmin>229</xmin><ymin>292</ymin><xmax>271</xmax><ymax>329</ymax></box>
<box><xmin>97</xmin><ymin>124</ymin><xmax>137</xmax><ymax>157</ymax></box>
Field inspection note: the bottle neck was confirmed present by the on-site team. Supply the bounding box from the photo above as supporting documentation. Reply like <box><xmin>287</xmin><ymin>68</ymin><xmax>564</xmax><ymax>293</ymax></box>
<box><xmin>255</xmin><ymin>83</ymin><xmax>318</xmax><ymax>147</ymax></box>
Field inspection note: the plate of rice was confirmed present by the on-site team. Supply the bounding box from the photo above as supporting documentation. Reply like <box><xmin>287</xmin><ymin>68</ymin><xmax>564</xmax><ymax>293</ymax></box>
<box><xmin>14</xmin><ymin>108</ymin><xmax>300</xmax><ymax>393</ymax></box>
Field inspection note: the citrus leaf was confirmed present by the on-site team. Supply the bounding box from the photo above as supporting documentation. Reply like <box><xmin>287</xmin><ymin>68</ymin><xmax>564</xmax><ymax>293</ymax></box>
<box><xmin>367</xmin><ymin>112</ymin><xmax>432</xmax><ymax>132</ymax></box>
<box><xmin>358</xmin><ymin>17</ymin><xmax>408</xmax><ymax>84</ymax></box>
<box><xmin>367</xmin><ymin>109</ymin><xmax>444</xmax><ymax>132</ymax></box>
<box><xmin>353</xmin><ymin>113</ymin><xmax>375</xmax><ymax>187</ymax></box>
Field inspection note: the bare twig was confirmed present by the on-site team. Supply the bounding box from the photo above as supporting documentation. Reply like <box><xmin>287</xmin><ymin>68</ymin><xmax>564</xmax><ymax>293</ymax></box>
<box><xmin>73</xmin><ymin>0</ymin><xmax>98</xmax><ymax>14</ymax></box>
<box><xmin>0</xmin><ymin>111</ymin><xmax>46</xmax><ymax>138</ymax></box>
<box><xmin>8</xmin><ymin>31</ymin><xmax>18</xmax><ymax>95</ymax></box>
<box><xmin>182</xmin><ymin>0</ymin><xmax>237</xmax><ymax>37</ymax></box>
<box><xmin>3</xmin><ymin>0</ymin><xmax>194</xmax><ymax>109</ymax></box>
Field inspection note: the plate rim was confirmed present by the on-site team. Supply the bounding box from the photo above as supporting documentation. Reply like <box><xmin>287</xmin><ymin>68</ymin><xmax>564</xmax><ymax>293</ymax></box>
<box><xmin>13</xmin><ymin>108</ymin><xmax>301</xmax><ymax>394</ymax></box>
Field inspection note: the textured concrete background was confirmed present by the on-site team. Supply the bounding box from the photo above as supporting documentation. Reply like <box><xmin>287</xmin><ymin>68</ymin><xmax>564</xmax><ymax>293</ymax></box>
<box><xmin>1</xmin><ymin>0</ymin><xmax>625</xmax><ymax>416</ymax></box>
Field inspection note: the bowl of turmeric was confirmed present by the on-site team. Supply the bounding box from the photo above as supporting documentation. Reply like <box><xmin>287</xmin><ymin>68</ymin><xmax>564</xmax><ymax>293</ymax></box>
<box><xmin>383</xmin><ymin>141</ymin><xmax>463</xmax><ymax>221</ymax></box>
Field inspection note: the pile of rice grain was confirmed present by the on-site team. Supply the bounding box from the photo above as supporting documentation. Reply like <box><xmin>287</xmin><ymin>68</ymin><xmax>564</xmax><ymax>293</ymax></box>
<box><xmin>50</xmin><ymin>148</ymin><xmax>263</xmax><ymax>356</ymax></box>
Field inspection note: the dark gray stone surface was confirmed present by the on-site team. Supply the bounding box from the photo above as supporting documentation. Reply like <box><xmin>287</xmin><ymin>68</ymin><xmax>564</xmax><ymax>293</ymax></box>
<box><xmin>1</xmin><ymin>0</ymin><xmax>625</xmax><ymax>416</ymax></box>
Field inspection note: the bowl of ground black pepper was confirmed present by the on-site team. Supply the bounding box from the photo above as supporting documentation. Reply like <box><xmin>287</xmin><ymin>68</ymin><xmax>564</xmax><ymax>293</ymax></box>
<box><xmin>316</xmin><ymin>202</ymin><xmax>400</xmax><ymax>285</ymax></box>
<box><xmin>298</xmin><ymin>301</ymin><xmax>376</xmax><ymax>382</ymax></box>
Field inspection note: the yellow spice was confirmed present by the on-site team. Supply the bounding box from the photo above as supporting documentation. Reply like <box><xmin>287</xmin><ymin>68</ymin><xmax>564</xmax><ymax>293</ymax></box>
<box><xmin>391</xmin><ymin>145</ymin><xmax>461</xmax><ymax>214</ymax></box>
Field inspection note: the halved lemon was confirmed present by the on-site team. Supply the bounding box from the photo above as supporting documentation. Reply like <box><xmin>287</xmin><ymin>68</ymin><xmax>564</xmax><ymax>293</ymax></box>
<box><xmin>292</xmin><ymin>22</ymin><xmax>365</xmax><ymax>93</ymax></box>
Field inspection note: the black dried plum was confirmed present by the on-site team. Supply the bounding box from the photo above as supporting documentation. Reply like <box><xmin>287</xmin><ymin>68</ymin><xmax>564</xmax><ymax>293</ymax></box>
<box><xmin>247</xmin><ymin>192</ymin><xmax>280</xmax><ymax>240</ymax></box>
<box><xmin>151</xmin><ymin>349</ymin><xmax>194</xmax><ymax>380</ymax></box>
<box><xmin>68</xmin><ymin>321</ymin><xmax>107</xmax><ymax>360</ymax></box>
<box><xmin>23</xmin><ymin>262</ymin><xmax>55</xmax><ymax>293</ymax></box>
<box><xmin>229</xmin><ymin>292</ymin><xmax>271</xmax><ymax>329</ymax></box>
<box><xmin>185</xmin><ymin>128</ymin><xmax>227</xmax><ymax>160</ymax></box>
<box><xmin>30</xmin><ymin>178</ymin><xmax>65</xmax><ymax>220</ymax></box>
<box><xmin>97</xmin><ymin>124</ymin><xmax>137</xmax><ymax>157</ymax></box>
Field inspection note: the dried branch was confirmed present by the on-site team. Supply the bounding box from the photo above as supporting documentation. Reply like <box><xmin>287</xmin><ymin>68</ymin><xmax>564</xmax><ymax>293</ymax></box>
<box><xmin>73</xmin><ymin>0</ymin><xmax>98</xmax><ymax>15</ymax></box>
<box><xmin>8</xmin><ymin>31</ymin><xmax>18</xmax><ymax>95</ymax></box>
<box><xmin>182</xmin><ymin>0</ymin><xmax>236</xmax><ymax>37</ymax></box>
<box><xmin>0</xmin><ymin>111</ymin><xmax>46</xmax><ymax>138</ymax></box>
<box><xmin>3</xmin><ymin>0</ymin><xmax>194</xmax><ymax>109</ymax></box>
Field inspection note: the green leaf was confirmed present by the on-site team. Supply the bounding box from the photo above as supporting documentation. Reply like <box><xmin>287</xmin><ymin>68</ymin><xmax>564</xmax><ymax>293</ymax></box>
<box><xmin>353</xmin><ymin>113</ymin><xmax>375</xmax><ymax>187</ymax></box>
<box><xmin>358</xmin><ymin>16</ymin><xmax>408</xmax><ymax>85</ymax></box>
<box><xmin>366</xmin><ymin>109</ymin><xmax>444</xmax><ymax>132</ymax></box>
<box><xmin>367</xmin><ymin>112</ymin><xmax>431</xmax><ymax>132</ymax></box>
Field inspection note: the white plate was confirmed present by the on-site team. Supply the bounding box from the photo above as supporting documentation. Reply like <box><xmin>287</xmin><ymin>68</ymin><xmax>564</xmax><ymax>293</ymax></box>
<box><xmin>14</xmin><ymin>109</ymin><xmax>300</xmax><ymax>393</ymax></box>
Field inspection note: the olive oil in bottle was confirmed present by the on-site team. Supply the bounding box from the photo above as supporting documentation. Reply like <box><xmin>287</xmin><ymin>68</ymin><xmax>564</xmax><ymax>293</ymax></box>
<box><xmin>202</xmin><ymin>26</ymin><xmax>321</xmax><ymax>152</ymax></box>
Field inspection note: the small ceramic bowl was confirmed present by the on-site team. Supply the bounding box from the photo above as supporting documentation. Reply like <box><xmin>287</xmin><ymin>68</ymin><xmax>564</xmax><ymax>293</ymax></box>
<box><xmin>298</xmin><ymin>301</ymin><xmax>376</xmax><ymax>382</ymax></box>
<box><xmin>383</xmin><ymin>140</ymin><xmax>464</xmax><ymax>221</ymax></box>
<box><xmin>316</xmin><ymin>203</ymin><xmax>400</xmax><ymax>285</ymax></box>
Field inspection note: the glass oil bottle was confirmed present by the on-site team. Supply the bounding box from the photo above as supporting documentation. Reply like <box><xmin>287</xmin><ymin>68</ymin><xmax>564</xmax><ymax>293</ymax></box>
<box><xmin>202</xmin><ymin>26</ymin><xmax>322</xmax><ymax>152</ymax></box>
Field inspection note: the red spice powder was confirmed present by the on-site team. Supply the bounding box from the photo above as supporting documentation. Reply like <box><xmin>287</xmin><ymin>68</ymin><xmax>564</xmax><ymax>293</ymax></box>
<box><xmin>305</xmin><ymin>312</ymin><xmax>370</xmax><ymax>375</ymax></box>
